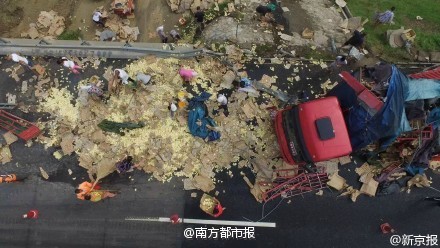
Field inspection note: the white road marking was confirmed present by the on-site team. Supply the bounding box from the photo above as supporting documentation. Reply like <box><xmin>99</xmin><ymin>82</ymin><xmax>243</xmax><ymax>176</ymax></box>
<box><xmin>125</xmin><ymin>217</ymin><xmax>276</xmax><ymax>228</ymax></box>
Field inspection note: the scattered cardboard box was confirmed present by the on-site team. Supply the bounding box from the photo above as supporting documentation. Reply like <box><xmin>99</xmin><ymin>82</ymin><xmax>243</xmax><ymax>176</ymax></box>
<box><xmin>327</xmin><ymin>173</ymin><xmax>347</xmax><ymax>190</ymax></box>
<box><xmin>3</xmin><ymin>132</ymin><xmax>18</xmax><ymax>145</ymax></box>
<box><xmin>360</xmin><ymin>177</ymin><xmax>378</xmax><ymax>196</ymax></box>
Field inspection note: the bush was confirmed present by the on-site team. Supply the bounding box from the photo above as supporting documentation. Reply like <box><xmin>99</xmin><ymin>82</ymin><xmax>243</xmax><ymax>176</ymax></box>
<box><xmin>58</xmin><ymin>30</ymin><xmax>82</xmax><ymax>40</ymax></box>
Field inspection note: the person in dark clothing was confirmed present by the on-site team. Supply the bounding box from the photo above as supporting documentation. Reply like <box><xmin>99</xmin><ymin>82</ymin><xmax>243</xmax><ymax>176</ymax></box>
<box><xmin>116</xmin><ymin>156</ymin><xmax>135</xmax><ymax>173</ymax></box>
<box><xmin>194</xmin><ymin>6</ymin><xmax>205</xmax><ymax>30</ymax></box>
<box><xmin>343</xmin><ymin>30</ymin><xmax>367</xmax><ymax>49</ymax></box>
<box><xmin>256</xmin><ymin>5</ymin><xmax>272</xmax><ymax>16</ymax></box>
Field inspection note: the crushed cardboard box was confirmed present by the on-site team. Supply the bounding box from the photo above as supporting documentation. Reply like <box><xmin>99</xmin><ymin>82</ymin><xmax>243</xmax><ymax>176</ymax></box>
<box><xmin>327</xmin><ymin>173</ymin><xmax>347</xmax><ymax>190</ymax></box>
<box><xmin>0</xmin><ymin>146</ymin><xmax>12</xmax><ymax>164</ymax></box>
<box><xmin>3</xmin><ymin>132</ymin><xmax>18</xmax><ymax>145</ymax></box>
<box><xmin>360</xmin><ymin>177</ymin><xmax>378</xmax><ymax>197</ymax></box>
<box><xmin>21</xmin><ymin>11</ymin><xmax>65</xmax><ymax>39</ymax></box>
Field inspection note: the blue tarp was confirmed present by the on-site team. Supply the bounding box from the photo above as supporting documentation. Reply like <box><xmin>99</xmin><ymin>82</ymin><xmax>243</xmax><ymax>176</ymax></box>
<box><xmin>335</xmin><ymin>66</ymin><xmax>440</xmax><ymax>151</ymax></box>
<box><xmin>187</xmin><ymin>92</ymin><xmax>221</xmax><ymax>142</ymax></box>
<box><xmin>427</xmin><ymin>107</ymin><xmax>440</xmax><ymax>129</ymax></box>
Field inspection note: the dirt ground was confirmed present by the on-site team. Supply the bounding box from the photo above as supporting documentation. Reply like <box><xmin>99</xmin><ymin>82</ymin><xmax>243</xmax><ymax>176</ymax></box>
<box><xmin>0</xmin><ymin>0</ymin><xmax>182</xmax><ymax>42</ymax></box>
<box><xmin>282</xmin><ymin>0</ymin><xmax>315</xmax><ymax>34</ymax></box>
<box><xmin>0</xmin><ymin>0</ymin><xmax>76</xmax><ymax>37</ymax></box>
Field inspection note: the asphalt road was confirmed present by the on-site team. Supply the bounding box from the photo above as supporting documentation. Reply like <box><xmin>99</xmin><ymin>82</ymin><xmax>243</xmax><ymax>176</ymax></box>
<box><xmin>0</xmin><ymin>56</ymin><xmax>439</xmax><ymax>248</ymax></box>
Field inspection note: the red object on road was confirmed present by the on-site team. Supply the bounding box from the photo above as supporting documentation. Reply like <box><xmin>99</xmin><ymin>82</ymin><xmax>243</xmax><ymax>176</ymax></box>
<box><xmin>170</xmin><ymin>214</ymin><xmax>180</xmax><ymax>224</ymax></box>
<box><xmin>380</xmin><ymin>223</ymin><xmax>395</xmax><ymax>234</ymax></box>
<box><xmin>0</xmin><ymin>110</ymin><xmax>41</xmax><ymax>141</ymax></box>
<box><xmin>23</xmin><ymin>210</ymin><xmax>39</xmax><ymax>219</ymax></box>
<box><xmin>275</xmin><ymin>97</ymin><xmax>352</xmax><ymax>164</ymax></box>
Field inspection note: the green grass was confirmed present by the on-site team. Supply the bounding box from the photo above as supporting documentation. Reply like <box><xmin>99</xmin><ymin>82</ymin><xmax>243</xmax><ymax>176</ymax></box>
<box><xmin>347</xmin><ymin>0</ymin><xmax>440</xmax><ymax>61</ymax></box>
<box><xmin>57</xmin><ymin>29</ymin><xmax>82</xmax><ymax>40</ymax></box>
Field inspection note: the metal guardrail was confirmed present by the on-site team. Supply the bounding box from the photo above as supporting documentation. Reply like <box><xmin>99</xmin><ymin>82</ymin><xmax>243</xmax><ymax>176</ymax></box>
<box><xmin>0</xmin><ymin>38</ymin><xmax>203</xmax><ymax>59</ymax></box>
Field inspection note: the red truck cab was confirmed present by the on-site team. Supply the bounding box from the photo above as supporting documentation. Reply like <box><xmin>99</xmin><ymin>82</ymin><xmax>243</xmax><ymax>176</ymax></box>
<box><xmin>275</xmin><ymin>97</ymin><xmax>352</xmax><ymax>164</ymax></box>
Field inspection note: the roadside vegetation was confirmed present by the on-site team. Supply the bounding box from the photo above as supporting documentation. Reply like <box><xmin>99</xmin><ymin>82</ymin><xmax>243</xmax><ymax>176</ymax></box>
<box><xmin>347</xmin><ymin>0</ymin><xmax>440</xmax><ymax>61</ymax></box>
<box><xmin>57</xmin><ymin>29</ymin><xmax>82</xmax><ymax>40</ymax></box>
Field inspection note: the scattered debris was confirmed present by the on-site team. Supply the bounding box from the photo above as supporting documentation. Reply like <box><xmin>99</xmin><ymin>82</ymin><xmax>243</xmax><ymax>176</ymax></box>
<box><xmin>302</xmin><ymin>28</ymin><xmax>314</xmax><ymax>39</ymax></box>
<box><xmin>360</xmin><ymin>177</ymin><xmax>379</xmax><ymax>197</ymax></box>
<box><xmin>327</xmin><ymin>173</ymin><xmax>347</xmax><ymax>190</ymax></box>
<box><xmin>407</xmin><ymin>174</ymin><xmax>432</xmax><ymax>189</ymax></box>
<box><xmin>0</xmin><ymin>146</ymin><xmax>12</xmax><ymax>164</ymax></box>
<box><xmin>339</xmin><ymin>186</ymin><xmax>361</xmax><ymax>202</ymax></box>
<box><xmin>3</xmin><ymin>132</ymin><xmax>18</xmax><ymax>145</ymax></box>
<box><xmin>21</xmin><ymin>11</ymin><xmax>65</xmax><ymax>39</ymax></box>
<box><xmin>39</xmin><ymin>167</ymin><xmax>49</xmax><ymax>180</ymax></box>
<box><xmin>338</xmin><ymin>155</ymin><xmax>352</xmax><ymax>165</ymax></box>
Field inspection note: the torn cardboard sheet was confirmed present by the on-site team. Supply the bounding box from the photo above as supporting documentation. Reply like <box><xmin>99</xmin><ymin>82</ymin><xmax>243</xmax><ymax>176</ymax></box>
<box><xmin>40</xmin><ymin>167</ymin><xmax>49</xmax><ymax>180</ymax></box>
<box><xmin>327</xmin><ymin>173</ymin><xmax>347</xmax><ymax>190</ymax></box>
<box><xmin>3</xmin><ymin>132</ymin><xmax>18</xmax><ymax>145</ymax></box>
<box><xmin>192</xmin><ymin>175</ymin><xmax>215</xmax><ymax>192</ymax></box>
<box><xmin>360</xmin><ymin>177</ymin><xmax>378</xmax><ymax>197</ymax></box>
<box><xmin>339</xmin><ymin>186</ymin><xmax>361</xmax><ymax>202</ymax></box>
<box><xmin>0</xmin><ymin>146</ymin><xmax>12</xmax><ymax>164</ymax></box>
<box><xmin>338</xmin><ymin>156</ymin><xmax>352</xmax><ymax>165</ymax></box>
<box><xmin>407</xmin><ymin>174</ymin><xmax>432</xmax><ymax>188</ymax></box>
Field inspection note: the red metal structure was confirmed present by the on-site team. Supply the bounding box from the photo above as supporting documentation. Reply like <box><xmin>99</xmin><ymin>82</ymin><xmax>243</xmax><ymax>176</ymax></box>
<box><xmin>0</xmin><ymin>110</ymin><xmax>41</xmax><ymax>141</ymax></box>
<box><xmin>261</xmin><ymin>172</ymin><xmax>329</xmax><ymax>202</ymax></box>
<box><xmin>339</xmin><ymin>71</ymin><xmax>384</xmax><ymax>115</ymax></box>
<box><xmin>409</xmin><ymin>66</ymin><xmax>440</xmax><ymax>80</ymax></box>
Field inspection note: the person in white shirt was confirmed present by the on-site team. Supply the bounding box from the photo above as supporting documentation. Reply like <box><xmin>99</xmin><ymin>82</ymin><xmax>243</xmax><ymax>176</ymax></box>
<box><xmin>136</xmin><ymin>73</ymin><xmax>151</xmax><ymax>85</ymax></box>
<box><xmin>57</xmin><ymin>57</ymin><xmax>83</xmax><ymax>74</ymax></box>
<box><xmin>169</xmin><ymin>102</ymin><xmax>177</xmax><ymax>118</ymax></box>
<box><xmin>7</xmin><ymin>53</ymin><xmax>29</xmax><ymax>66</ymax></box>
<box><xmin>92</xmin><ymin>11</ymin><xmax>105</xmax><ymax>26</ymax></box>
<box><xmin>114</xmin><ymin>69</ymin><xmax>136</xmax><ymax>84</ymax></box>
<box><xmin>217</xmin><ymin>94</ymin><xmax>229</xmax><ymax>116</ymax></box>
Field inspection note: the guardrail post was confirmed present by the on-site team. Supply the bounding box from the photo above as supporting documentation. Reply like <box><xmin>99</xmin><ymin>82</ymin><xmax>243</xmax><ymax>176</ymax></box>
<box><xmin>38</xmin><ymin>39</ymin><xmax>51</xmax><ymax>45</ymax></box>
<box><xmin>80</xmin><ymin>40</ymin><xmax>91</xmax><ymax>46</ymax></box>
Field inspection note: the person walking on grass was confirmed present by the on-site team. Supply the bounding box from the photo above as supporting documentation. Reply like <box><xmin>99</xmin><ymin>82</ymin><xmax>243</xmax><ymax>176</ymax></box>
<box><xmin>374</xmin><ymin>7</ymin><xmax>396</xmax><ymax>25</ymax></box>
<box><xmin>57</xmin><ymin>57</ymin><xmax>83</xmax><ymax>74</ymax></box>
